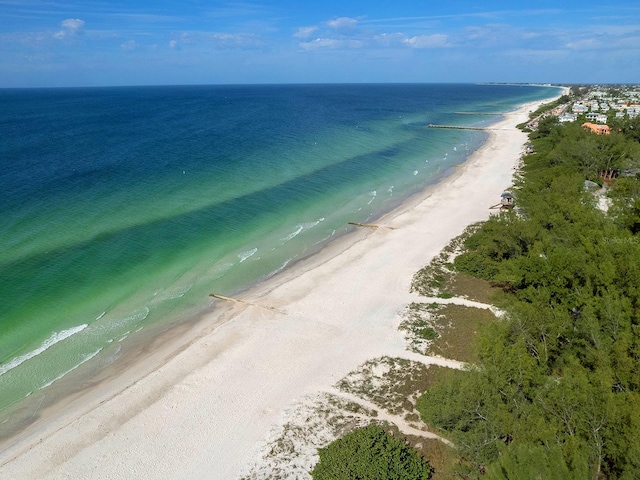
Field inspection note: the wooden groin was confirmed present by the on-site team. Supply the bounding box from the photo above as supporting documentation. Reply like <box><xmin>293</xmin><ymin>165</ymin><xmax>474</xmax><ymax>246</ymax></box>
<box><xmin>454</xmin><ymin>112</ymin><xmax>504</xmax><ymax>116</ymax></box>
<box><xmin>348</xmin><ymin>222</ymin><xmax>397</xmax><ymax>230</ymax></box>
<box><xmin>209</xmin><ymin>294</ymin><xmax>285</xmax><ymax>314</ymax></box>
<box><xmin>428</xmin><ymin>124</ymin><xmax>492</xmax><ymax>131</ymax></box>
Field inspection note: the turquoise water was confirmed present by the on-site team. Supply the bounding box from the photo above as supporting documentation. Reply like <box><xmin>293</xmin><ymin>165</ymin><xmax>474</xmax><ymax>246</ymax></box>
<box><xmin>0</xmin><ymin>84</ymin><xmax>560</xmax><ymax>425</ymax></box>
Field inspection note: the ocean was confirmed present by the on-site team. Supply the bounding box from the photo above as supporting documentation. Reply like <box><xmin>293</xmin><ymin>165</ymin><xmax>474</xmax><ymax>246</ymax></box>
<box><xmin>0</xmin><ymin>83</ymin><xmax>559</xmax><ymax>433</ymax></box>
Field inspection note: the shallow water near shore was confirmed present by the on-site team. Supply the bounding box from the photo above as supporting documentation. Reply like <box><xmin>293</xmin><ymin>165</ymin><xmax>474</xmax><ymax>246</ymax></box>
<box><xmin>0</xmin><ymin>83</ymin><xmax>559</xmax><ymax>429</ymax></box>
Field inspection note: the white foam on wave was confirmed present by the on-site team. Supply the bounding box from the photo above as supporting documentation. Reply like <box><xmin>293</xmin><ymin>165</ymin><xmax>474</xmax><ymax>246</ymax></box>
<box><xmin>118</xmin><ymin>307</ymin><xmax>150</xmax><ymax>327</ymax></box>
<box><xmin>118</xmin><ymin>331</ymin><xmax>131</xmax><ymax>343</ymax></box>
<box><xmin>154</xmin><ymin>285</ymin><xmax>192</xmax><ymax>302</ymax></box>
<box><xmin>282</xmin><ymin>225</ymin><xmax>304</xmax><ymax>243</ymax></box>
<box><xmin>301</xmin><ymin>217</ymin><xmax>325</xmax><ymax>229</ymax></box>
<box><xmin>0</xmin><ymin>324</ymin><xmax>88</xmax><ymax>377</ymax></box>
<box><xmin>264</xmin><ymin>258</ymin><xmax>293</xmax><ymax>280</ymax></box>
<box><xmin>39</xmin><ymin>348</ymin><xmax>104</xmax><ymax>389</ymax></box>
<box><xmin>367</xmin><ymin>191</ymin><xmax>377</xmax><ymax>205</ymax></box>
<box><xmin>238</xmin><ymin>248</ymin><xmax>258</xmax><ymax>263</ymax></box>
<box><xmin>281</xmin><ymin>218</ymin><xmax>325</xmax><ymax>244</ymax></box>
<box><xmin>209</xmin><ymin>262</ymin><xmax>234</xmax><ymax>280</ymax></box>
<box><xmin>313</xmin><ymin>229</ymin><xmax>336</xmax><ymax>246</ymax></box>
<box><xmin>413</xmin><ymin>170</ymin><xmax>418</xmax><ymax>176</ymax></box>
<box><xmin>91</xmin><ymin>306</ymin><xmax>150</xmax><ymax>336</ymax></box>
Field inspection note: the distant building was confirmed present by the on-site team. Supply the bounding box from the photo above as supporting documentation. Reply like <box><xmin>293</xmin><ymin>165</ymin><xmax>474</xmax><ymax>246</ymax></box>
<box><xmin>582</xmin><ymin>122</ymin><xmax>611</xmax><ymax>135</ymax></box>
<box><xmin>559</xmin><ymin>113</ymin><xmax>577</xmax><ymax>123</ymax></box>
<box><xmin>572</xmin><ymin>104</ymin><xmax>589</xmax><ymax>113</ymax></box>
<box><xmin>500</xmin><ymin>192</ymin><xmax>515</xmax><ymax>209</ymax></box>
<box><xmin>585</xmin><ymin>113</ymin><xmax>607</xmax><ymax>123</ymax></box>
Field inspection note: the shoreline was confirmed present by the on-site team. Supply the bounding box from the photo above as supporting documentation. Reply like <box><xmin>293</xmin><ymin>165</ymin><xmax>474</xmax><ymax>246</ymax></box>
<box><xmin>0</xmin><ymin>89</ymin><xmax>565</xmax><ymax>479</ymax></box>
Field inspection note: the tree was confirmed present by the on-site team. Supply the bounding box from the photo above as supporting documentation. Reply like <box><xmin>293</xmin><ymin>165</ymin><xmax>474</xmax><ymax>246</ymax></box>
<box><xmin>484</xmin><ymin>443</ymin><xmax>587</xmax><ymax>480</ymax></box>
<box><xmin>311</xmin><ymin>424</ymin><xmax>432</xmax><ymax>480</ymax></box>
<box><xmin>416</xmin><ymin>113</ymin><xmax>640</xmax><ymax>478</ymax></box>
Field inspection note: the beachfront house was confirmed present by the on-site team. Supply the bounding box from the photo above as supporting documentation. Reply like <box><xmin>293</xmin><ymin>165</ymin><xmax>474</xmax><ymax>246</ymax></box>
<box><xmin>582</xmin><ymin>122</ymin><xmax>611</xmax><ymax>135</ymax></box>
<box><xmin>500</xmin><ymin>192</ymin><xmax>514</xmax><ymax>209</ymax></box>
<box><xmin>585</xmin><ymin>113</ymin><xmax>608</xmax><ymax>123</ymax></box>
<box><xmin>572</xmin><ymin>103</ymin><xmax>589</xmax><ymax>114</ymax></box>
<box><xmin>559</xmin><ymin>113</ymin><xmax>578</xmax><ymax>123</ymax></box>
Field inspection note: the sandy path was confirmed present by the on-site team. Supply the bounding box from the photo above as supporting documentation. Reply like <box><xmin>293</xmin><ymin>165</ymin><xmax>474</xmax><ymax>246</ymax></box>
<box><xmin>416</xmin><ymin>295</ymin><xmax>506</xmax><ymax>317</ymax></box>
<box><xmin>323</xmin><ymin>388</ymin><xmax>454</xmax><ymax>445</ymax></box>
<box><xmin>0</xmin><ymin>93</ymin><xmax>561</xmax><ymax>480</ymax></box>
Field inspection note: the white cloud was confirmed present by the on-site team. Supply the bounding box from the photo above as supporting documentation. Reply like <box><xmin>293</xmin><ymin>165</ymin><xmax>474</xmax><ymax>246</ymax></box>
<box><xmin>61</xmin><ymin>19</ymin><xmax>85</xmax><ymax>30</ymax></box>
<box><xmin>565</xmin><ymin>38</ymin><xmax>600</xmax><ymax>50</ymax></box>
<box><xmin>373</xmin><ymin>33</ymin><xmax>407</xmax><ymax>47</ymax></box>
<box><xmin>121</xmin><ymin>40</ymin><xmax>138</xmax><ymax>51</ymax></box>
<box><xmin>327</xmin><ymin>17</ymin><xmax>358</xmax><ymax>29</ymax></box>
<box><xmin>616</xmin><ymin>35</ymin><xmax>640</xmax><ymax>49</ymax></box>
<box><xmin>54</xmin><ymin>18</ymin><xmax>85</xmax><ymax>39</ymax></box>
<box><xmin>298</xmin><ymin>37</ymin><xmax>364</xmax><ymax>51</ymax></box>
<box><xmin>293</xmin><ymin>26</ymin><xmax>318</xmax><ymax>39</ymax></box>
<box><xmin>168</xmin><ymin>31</ymin><xmax>263</xmax><ymax>50</ymax></box>
<box><xmin>404</xmin><ymin>34</ymin><xmax>449</xmax><ymax>48</ymax></box>
<box><xmin>370</xmin><ymin>32</ymin><xmax>449</xmax><ymax>49</ymax></box>
<box><xmin>296</xmin><ymin>16</ymin><xmax>452</xmax><ymax>52</ymax></box>
<box><xmin>209</xmin><ymin>32</ymin><xmax>263</xmax><ymax>48</ymax></box>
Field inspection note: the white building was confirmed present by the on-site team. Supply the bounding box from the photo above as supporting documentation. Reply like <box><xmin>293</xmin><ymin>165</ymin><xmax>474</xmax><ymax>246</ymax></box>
<box><xmin>559</xmin><ymin>113</ymin><xmax>578</xmax><ymax>123</ymax></box>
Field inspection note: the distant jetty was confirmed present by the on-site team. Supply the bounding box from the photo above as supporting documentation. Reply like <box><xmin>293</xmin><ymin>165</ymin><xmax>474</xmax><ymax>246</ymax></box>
<box><xmin>428</xmin><ymin>124</ymin><xmax>494</xmax><ymax>131</ymax></box>
<box><xmin>454</xmin><ymin>111</ymin><xmax>505</xmax><ymax>116</ymax></box>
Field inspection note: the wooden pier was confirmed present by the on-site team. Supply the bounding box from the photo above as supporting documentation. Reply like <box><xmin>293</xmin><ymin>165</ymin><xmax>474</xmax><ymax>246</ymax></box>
<box><xmin>348</xmin><ymin>222</ymin><xmax>397</xmax><ymax>230</ymax></box>
<box><xmin>454</xmin><ymin>112</ymin><xmax>504</xmax><ymax>116</ymax></box>
<box><xmin>428</xmin><ymin>124</ymin><xmax>495</xmax><ymax>131</ymax></box>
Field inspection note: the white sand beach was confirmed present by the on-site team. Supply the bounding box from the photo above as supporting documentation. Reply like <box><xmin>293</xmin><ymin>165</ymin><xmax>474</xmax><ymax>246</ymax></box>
<box><xmin>0</xmin><ymin>94</ymin><xmax>561</xmax><ymax>479</ymax></box>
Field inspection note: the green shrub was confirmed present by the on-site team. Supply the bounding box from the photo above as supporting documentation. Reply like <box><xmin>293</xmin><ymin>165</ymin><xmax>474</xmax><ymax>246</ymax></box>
<box><xmin>311</xmin><ymin>424</ymin><xmax>432</xmax><ymax>480</ymax></box>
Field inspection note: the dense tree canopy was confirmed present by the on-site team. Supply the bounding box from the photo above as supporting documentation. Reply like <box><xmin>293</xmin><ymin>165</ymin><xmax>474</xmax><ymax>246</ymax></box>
<box><xmin>418</xmin><ymin>113</ymin><xmax>640</xmax><ymax>479</ymax></box>
<box><xmin>311</xmin><ymin>425</ymin><xmax>433</xmax><ymax>480</ymax></box>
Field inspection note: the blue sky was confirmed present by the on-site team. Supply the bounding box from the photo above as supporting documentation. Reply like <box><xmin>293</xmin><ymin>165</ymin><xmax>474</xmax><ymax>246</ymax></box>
<box><xmin>1</xmin><ymin>1</ymin><xmax>639</xmax><ymax>87</ymax></box>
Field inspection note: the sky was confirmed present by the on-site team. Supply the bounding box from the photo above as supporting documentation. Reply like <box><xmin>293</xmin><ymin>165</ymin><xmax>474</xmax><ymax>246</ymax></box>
<box><xmin>1</xmin><ymin>0</ymin><xmax>640</xmax><ymax>88</ymax></box>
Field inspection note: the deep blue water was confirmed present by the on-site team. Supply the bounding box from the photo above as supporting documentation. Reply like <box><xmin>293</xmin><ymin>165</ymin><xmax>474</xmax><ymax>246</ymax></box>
<box><xmin>0</xmin><ymin>83</ymin><xmax>559</xmax><ymax>426</ymax></box>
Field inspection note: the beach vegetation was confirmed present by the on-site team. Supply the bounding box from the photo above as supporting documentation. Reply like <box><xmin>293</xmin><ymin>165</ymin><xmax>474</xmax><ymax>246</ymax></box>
<box><xmin>528</xmin><ymin>94</ymin><xmax>571</xmax><ymax>120</ymax></box>
<box><xmin>310</xmin><ymin>424</ymin><xmax>433</xmax><ymax>480</ymax></box>
<box><xmin>417</xmin><ymin>105</ymin><xmax>640</xmax><ymax>479</ymax></box>
<box><xmin>410</xmin><ymin>224</ymin><xmax>498</xmax><ymax>303</ymax></box>
<box><xmin>336</xmin><ymin>357</ymin><xmax>435</xmax><ymax>417</ymax></box>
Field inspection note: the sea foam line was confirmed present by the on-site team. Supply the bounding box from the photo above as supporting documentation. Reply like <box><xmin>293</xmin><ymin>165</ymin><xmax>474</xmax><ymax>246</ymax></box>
<box><xmin>40</xmin><ymin>347</ymin><xmax>103</xmax><ymax>389</ymax></box>
<box><xmin>263</xmin><ymin>258</ymin><xmax>293</xmax><ymax>281</ymax></box>
<box><xmin>0</xmin><ymin>324</ymin><xmax>88</xmax><ymax>377</ymax></box>
<box><xmin>239</xmin><ymin>248</ymin><xmax>258</xmax><ymax>263</ymax></box>
<box><xmin>281</xmin><ymin>218</ymin><xmax>325</xmax><ymax>244</ymax></box>
<box><xmin>282</xmin><ymin>225</ymin><xmax>304</xmax><ymax>244</ymax></box>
